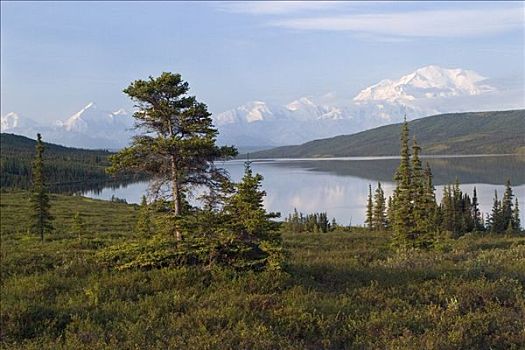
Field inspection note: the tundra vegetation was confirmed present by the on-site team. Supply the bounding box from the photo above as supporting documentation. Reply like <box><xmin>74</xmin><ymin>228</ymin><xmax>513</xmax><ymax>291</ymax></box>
<box><xmin>1</xmin><ymin>73</ymin><xmax>524</xmax><ymax>349</ymax></box>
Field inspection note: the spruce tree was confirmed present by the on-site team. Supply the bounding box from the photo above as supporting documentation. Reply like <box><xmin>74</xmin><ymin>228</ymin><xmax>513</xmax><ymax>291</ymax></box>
<box><xmin>386</xmin><ymin>196</ymin><xmax>394</xmax><ymax>230</ymax></box>
<box><xmin>30</xmin><ymin>134</ymin><xmax>53</xmax><ymax>241</ymax></box>
<box><xmin>224</xmin><ymin>163</ymin><xmax>280</xmax><ymax>241</ymax></box>
<box><xmin>488</xmin><ymin>190</ymin><xmax>503</xmax><ymax>233</ymax></box>
<box><xmin>422</xmin><ymin>162</ymin><xmax>438</xmax><ymax>233</ymax></box>
<box><xmin>108</xmin><ymin>72</ymin><xmax>237</xmax><ymax>240</ymax></box>
<box><xmin>471</xmin><ymin>187</ymin><xmax>483</xmax><ymax>231</ymax></box>
<box><xmin>513</xmin><ymin>197</ymin><xmax>521</xmax><ymax>231</ymax></box>
<box><xmin>392</xmin><ymin>117</ymin><xmax>414</xmax><ymax>244</ymax></box>
<box><xmin>411</xmin><ymin>137</ymin><xmax>427</xmax><ymax>237</ymax></box>
<box><xmin>452</xmin><ymin>179</ymin><xmax>463</xmax><ymax>237</ymax></box>
<box><xmin>372</xmin><ymin>182</ymin><xmax>387</xmax><ymax>231</ymax></box>
<box><xmin>440</xmin><ymin>185</ymin><xmax>454</xmax><ymax>233</ymax></box>
<box><xmin>501</xmin><ymin>179</ymin><xmax>514</xmax><ymax>230</ymax></box>
<box><xmin>365</xmin><ymin>184</ymin><xmax>373</xmax><ymax>230</ymax></box>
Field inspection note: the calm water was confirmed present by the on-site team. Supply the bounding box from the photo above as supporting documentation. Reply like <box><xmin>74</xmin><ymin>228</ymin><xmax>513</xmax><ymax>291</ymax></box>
<box><xmin>82</xmin><ymin>155</ymin><xmax>525</xmax><ymax>225</ymax></box>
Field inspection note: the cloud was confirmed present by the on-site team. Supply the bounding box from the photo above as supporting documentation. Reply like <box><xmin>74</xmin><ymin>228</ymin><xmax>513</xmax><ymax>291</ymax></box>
<box><xmin>217</xmin><ymin>1</ymin><xmax>342</xmax><ymax>15</ymax></box>
<box><xmin>269</xmin><ymin>7</ymin><xmax>524</xmax><ymax>38</ymax></box>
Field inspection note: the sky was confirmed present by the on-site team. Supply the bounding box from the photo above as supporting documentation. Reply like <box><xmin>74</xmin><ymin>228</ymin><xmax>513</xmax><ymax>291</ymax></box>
<box><xmin>1</xmin><ymin>1</ymin><xmax>524</xmax><ymax>122</ymax></box>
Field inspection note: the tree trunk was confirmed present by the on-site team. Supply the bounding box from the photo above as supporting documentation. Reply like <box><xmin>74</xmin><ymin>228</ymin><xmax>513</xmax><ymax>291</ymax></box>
<box><xmin>171</xmin><ymin>155</ymin><xmax>182</xmax><ymax>240</ymax></box>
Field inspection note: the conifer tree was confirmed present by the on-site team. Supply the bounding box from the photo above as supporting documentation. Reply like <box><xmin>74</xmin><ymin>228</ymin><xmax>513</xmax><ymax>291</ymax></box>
<box><xmin>108</xmin><ymin>73</ymin><xmax>237</xmax><ymax>240</ymax></box>
<box><xmin>411</xmin><ymin>137</ymin><xmax>427</xmax><ymax>237</ymax></box>
<box><xmin>452</xmin><ymin>179</ymin><xmax>463</xmax><ymax>236</ymax></box>
<box><xmin>422</xmin><ymin>162</ymin><xmax>438</xmax><ymax>233</ymax></box>
<box><xmin>365</xmin><ymin>184</ymin><xmax>373</xmax><ymax>230</ymax></box>
<box><xmin>30</xmin><ymin>134</ymin><xmax>53</xmax><ymax>241</ymax></box>
<box><xmin>386</xmin><ymin>196</ymin><xmax>394</xmax><ymax>229</ymax></box>
<box><xmin>135</xmin><ymin>195</ymin><xmax>153</xmax><ymax>236</ymax></box>
<box><xmin>488</xmin><ymin>190</ymin><xmax>503</xmax><ymax>233</ymax></box>
<box><xmin>501</xmin><ymin>179</ymin><xmax>514</xmax><ymax>230</ymax></box>
<box><xmin>372</xmin><ymin>182</ymin><xmax>387</xmax><ymax>230</ymax></box>
<box><xmin>224</xmin><ymin>163</ymin><xmax>280</xmax><ymax>241</ymax></box>
<box><xmin>472</xmin><ymin>187</ymin><xmax>483</xmax><ymax>231</ymax></box>
<box><xmin>330</xmin><ymin>217</ymin><xmax>337</xmax><ymax>231</ymax></box>
<box><xmin>440</xmin><ymin>185</ymin><xmax>454</xmax><ymax>233</ymax></box>
<box><xmin>513</xmin><ymin>197</ymin><xmax>521</xmax><ymax>231</ymax></box>
<box><xmin>392</xmin><ymin>117</ymin><xmax>414</xmax><ymax>244</ymax></box>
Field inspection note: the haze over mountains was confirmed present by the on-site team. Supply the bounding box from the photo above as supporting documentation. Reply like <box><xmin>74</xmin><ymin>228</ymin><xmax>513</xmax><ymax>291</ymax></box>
<box><xmin>1</xmin><ymin>65</ymin><xmax>522</xmax><ymax>149</ymax></box>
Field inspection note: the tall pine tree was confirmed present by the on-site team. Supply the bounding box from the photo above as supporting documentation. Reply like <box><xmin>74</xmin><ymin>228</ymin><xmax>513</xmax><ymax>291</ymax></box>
<box><xmin>224</xmin><ymin>163</ymin><xmax>280</xmax><ymax>241</ymax></box>
<box><xmin>30</xmin><ymin>134</ymin><xmax>53</xmax><ymax>241</ymax></box>
<box><xmin>372</xmin><ymin>182</ymin><xmax>387</xmax><ymax>230</ymax></box>
<box><xmin>501</xmin><ymin>179</ymin><xmax>514</xmax><ymax>230</ymax></box>
<box><xmin>488</xmin><ymin>190</ymin><xmax>503</xmax><ymax>233</ymax></box>
<box><xmin>422</xmin><ymin>162</ymin><xmax>438</xmax><ymax>234</ymax></box>
<box><xmin>365</xmin><ymin>184</ymin><xmax>373</xmax><ymax>230</ymax></box>
<box><xmin>108</xmin><ymin>73</ymin><xmax>237</xmax><ymax>240</ymax></box>
<box><xmin>513</xmin><ymin>197</ymin><xmax>521</xmax><ymax>231</ymax></box>
<box><xmin>411</xmin><ymin>137</ymin><xmax>427</xmax><ymax>238</ymax></box>
<box><xmin>472</xmin><ymin>187</ymin><xmax>483</xmax><ymax>231</ymax></box>
<box><xmin>392</xmin><ymin>117</ymin><xmax>414</xmax><ymax>245</ymax></box>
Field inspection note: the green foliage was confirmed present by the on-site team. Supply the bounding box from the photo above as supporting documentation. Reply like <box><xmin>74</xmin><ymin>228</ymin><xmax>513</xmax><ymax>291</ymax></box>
<box><xmin>96</xmin><ymin>234</ymin><xmax>283</xmax><ymax>272</ymax></box>
<box><xmin>29</xmin><ymin>134</ymin><xmax>53</xmax><ymax>241</ymax></box>
<box><xmin>108</xmin><ymin>72</ymin><xmax>237</xmax><ymax>240</ymax></box>
<box><xmin>391</xmin><ymin>118</ymin><xmax>417</xmax><ymax>246</ymax></box>
<box><xmin>99</xmin><ymin>163</ymin><xmax>284</xmax><ymax>272</ymax></box>
<box><xmin>283</xmin><ymin>209</ymin><xmax>336</xmax><ymax>233</ymax></box>
<box><xmin>372</xmin><ymin>182</ymin><xmax>387</xmax><ymax>231</ymax></box>
<box><xmin>365</xmin><ymin>184</ymin><xmax>373</xmax><ymax>230</ymax></box>
<box><xmin>2</xmin><ymin>193</ymin><xmax>524</xmax><ymax>349</ymax></box>
<box><xmin>223</xmin><ymin>164</ymin><xmax>280</xmax><ymax>241</ymax></box>
<box><xmin>487</xmin><ymin>180</ymin><xmax>522</xmax><ymax>233</ymax></box>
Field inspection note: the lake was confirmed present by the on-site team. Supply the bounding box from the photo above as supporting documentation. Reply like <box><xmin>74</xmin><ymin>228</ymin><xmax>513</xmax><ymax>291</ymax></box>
<box><xmin>82</xmin><ymin>155</ymin><xmax>525</xmax><ymax>225</ymax></box>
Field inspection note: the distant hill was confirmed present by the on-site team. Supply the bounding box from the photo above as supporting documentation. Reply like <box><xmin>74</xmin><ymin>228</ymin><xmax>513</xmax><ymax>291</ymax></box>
<box><xmin>0</xmin><ymin>133</ymin><xmax>138</xmax><ymax>191</ymax></box>
<box><xmin>249</xmin><ymin>110</ymin><xmax>525</xmax><ymax>158</ymax></box>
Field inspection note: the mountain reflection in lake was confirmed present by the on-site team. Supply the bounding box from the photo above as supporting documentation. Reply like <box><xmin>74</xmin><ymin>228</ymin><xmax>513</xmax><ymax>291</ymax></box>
<box><xmin>82</xmin><ymin>155</ymin><xmax>525</xmax><ymax>225</ymax></box>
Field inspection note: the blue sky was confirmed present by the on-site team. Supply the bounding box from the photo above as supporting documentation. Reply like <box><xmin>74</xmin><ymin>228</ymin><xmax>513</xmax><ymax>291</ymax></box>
<box><xmin>1</xmin><ymin>1</ymin><xmax>523</xmax><ymax>122</ymax></box>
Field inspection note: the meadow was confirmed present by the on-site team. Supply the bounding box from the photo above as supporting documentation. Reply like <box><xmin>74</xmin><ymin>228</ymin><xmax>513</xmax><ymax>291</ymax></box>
<box><xmin>1</xmin><ymin>192</ymin><xmax>524</xmax><ymax>349</ymax></box>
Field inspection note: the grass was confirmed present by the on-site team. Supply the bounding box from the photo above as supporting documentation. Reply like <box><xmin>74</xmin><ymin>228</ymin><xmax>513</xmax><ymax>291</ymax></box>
<box><xmin>1</xmin><ymin>192</ymin><xmax>525</xmax><ymax>349</ymax></box>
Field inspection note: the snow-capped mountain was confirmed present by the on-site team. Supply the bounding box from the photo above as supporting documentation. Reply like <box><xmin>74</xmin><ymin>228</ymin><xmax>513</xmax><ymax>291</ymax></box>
<box><xmin>55</xmin><ymin>102</ymin><xmax>134</xmax><ymax>140</ymax></box>
<box><xmin>1</xmin><ymin>112</ymin><xmax>40</xmax><ymax>131</ymax></box>
<box><xmin>1</xmin><ymin>112</ymin><xmax>46</xmax><ymax>140</ymax></box>
<box><xmin>214</xmin><ymin>65</ymin><xmax>504</xmax><ymax>146</ymax></box>
<box><xmin>353</xmin><ymin>65</ymin><xmax>495</xmax><ymax>104</ymax></box>
<box><xmin>1</xmin><ymin>103</ymin><xmax>135</xmax><ymax>149</ymax></box>
<box><xmin>2</xmin><ymin>65</ymin><xmax>517</xmax><ymax>149</ymax></box>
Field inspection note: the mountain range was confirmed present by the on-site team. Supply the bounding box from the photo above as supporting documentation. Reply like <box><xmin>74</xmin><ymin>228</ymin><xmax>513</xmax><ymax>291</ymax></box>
<box><xmin>1</xmin><ymin>65</ymin><xmax>521</xmax><ymax>149</ymax></box>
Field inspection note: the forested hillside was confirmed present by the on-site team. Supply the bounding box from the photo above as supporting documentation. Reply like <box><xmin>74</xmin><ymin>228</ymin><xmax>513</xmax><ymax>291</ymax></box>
<box><xmin>0</xmin><ymin>133</ymin><xmax>136</xmax><ymax>191</ymax></box>
<box><xmin>250</xmin><ymin>110</ymin><xmax>525</xmax><ymax>158</ymax></box>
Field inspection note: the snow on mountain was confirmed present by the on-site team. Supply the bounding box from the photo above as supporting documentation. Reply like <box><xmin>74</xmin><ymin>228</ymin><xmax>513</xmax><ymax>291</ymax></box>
<box><xmin>1</xmin><ymin>112</ymin><xmax>46</xmax><ymax>140</ymax></box>
<box><xmin>1</xmin><ymin>112</ymin><xmax>21</xmax><ymax>131</ymax></box>
<box><xmin>353</xmin><ymin>65</ymin><xmax>495</xmax><ymax>105</ymax></box>
<box><xmin>213</xmin><ymin>66</ymin><xmax>502</xmax><ymax>146</ymax></box>
<box><xmin>2</xmin><ymin>65</ymin><xmax>508</xmax><ymax>149</ymax></box>
<box><xmin>214</xmin><ymin>101</ymin><xmax>279</xmax><ymax>125</ymax></box>
<box><xmin>1</xmin><ymin>103</ymin><xmax>135</xmax><ymax>149</ymax></box>
<box><xmin>56</xmin><ymin>102</ymin><xmax>133</xmax><ymax>134</ymax></box>
<box><xmin>51</xmin><ymin>103</ymin><xmax>134</xmax><ymax>148</ymax></box>
<box><xmin>1</xmin><ymin>112</ymin><xmax>40</xmax><ymax>131</ymax></box>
